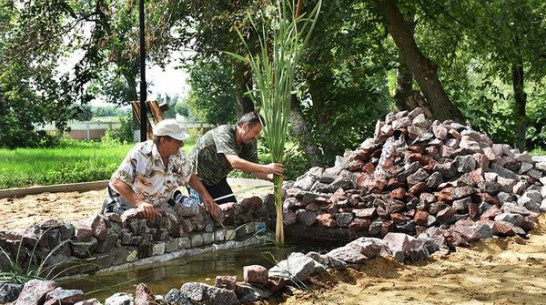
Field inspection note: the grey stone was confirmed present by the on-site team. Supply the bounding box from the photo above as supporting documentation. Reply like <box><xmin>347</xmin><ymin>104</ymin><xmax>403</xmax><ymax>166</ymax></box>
<box><xmin>407</xmin><ymin>169</ymin><xmax>430</xmax><ymax>185</ymax></box>
<box><xmin>433</xmin><ymin>162</ymin><xmax>457</xmax><ymax>179</ymax></box>
<box><xmin>501</xmin><ymin>202</ymin><xmax>532</xmax><ymax>216</ymax></box>
<box><xmin>243</xmin><ymin>265</ymin><xmax>268</xmax><ymax>286</ymax></box>
<box><xmin>347</xmin><ymin>237</ymin><xmax>386</xmax><ymax>259</ymax></box>
<box><xmin>293</xmin><ymin>174</ymin><xmax>317</xmax><ymax>191</ymax></box>
<box><xmin>490</xmin><ymin>163</ymin><xmax>519</xmax><ymax>180</ymax></box>
<box><xmin>165</xmin><ymin>289</ymin><xmax>192</xmax><ymax>305</ymax></box>
<box><xmin>306</xmin><ymin>251</ymin><xmax>347</xmax><ymax>270</ymax></box>
<box><xmin>190</xmin><ymin>234</ymin><xmax>203</xmax><ymax>247</ymax></box>
<box><xmin>180</xmin><ymin>282</ymin><xmax>207</xmax><ymax>303</ymax></box>
<box><xmin>206</xmin><ymin>286</ymin><xmax>240</xmax><ymax>305</ymax></box>
<box><xmin>269</xmin><ymin>252</ymin><xmax>322</xmax><ymax>282</ymax></box>
<box><xmin>519</xmin><ymin>162</ymin><xmax>534</xmax><ymax>174</ymax></box>
<box><xmin>452</xmin><ymin>197</ymin><xmax>472</xmax><ymax>212</ymax></box>
<box><xmin>105</xmin><ymin>292</ymin><xmax>134</xmax><ymax>305</ymax></box>
<box><xmin>46</xmin><ymin>288</ymin><xmax>85</xmax><ymax>305</ymax></box>
<box><xmin>535</xmin><ymin>161</ymin><xmax>546</xmax><ymax>172</ymax></box>
<box><xmin>235</xmin><ymin>283</ymin><xmax>270</xmax><ymax>303</ymax></box>
<box><xmin>202</xmin><ymin>232</ymin><xmax>214</xmax><ymax>245</ymax></box>
<box><xmin>426</xmin><ymin>172</ymin><xmax>444</xmax><ymax>189</ymax></box>
<box><xmin>541</xmin><ymin>199</ymin><xmax>546</xmax><ymax>212</ymax></box>
<box><xmin>296</xmin><ymin>210</ymin><xmax>317</xmax><ymax>226</ymax></box>
<box><xmin>0</xmin><ymin>282</ymin><xmax>23</xmax><ymax>304</ymax></box>
<box><xmin>326</xmin><ymin>246</ymin><xmax>368</xmax><ymax>264</ymax></box>
<box><xmin>455</xmin><ymin>155</ymin><xmax>476</xmax><ymax>173</ymax></box>
<box><xmin>527</xmin><ymin>169</ymin><xmax>544</xmax><ymax>180</ymax></box>
<box><xmin>334</xmin><ymin>213</ymin><xmax>354</xmax><ymax>228</ymax></box>
<box><xmin>495</xmin><ymin>213</ymin><xmax>525</xmax><ymax>228</ymax></box>
<box><xmin>70</xmin><ymin>238</ymin><xmax>98</xmax><ymax>258</ymax></box>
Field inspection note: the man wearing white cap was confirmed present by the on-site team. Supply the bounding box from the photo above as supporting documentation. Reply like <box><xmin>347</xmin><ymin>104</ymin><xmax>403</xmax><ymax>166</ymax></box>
<box><xmin>102</xmin><ymin>119</ymin><xmax>219</xmax><ymax>222</ymax></box>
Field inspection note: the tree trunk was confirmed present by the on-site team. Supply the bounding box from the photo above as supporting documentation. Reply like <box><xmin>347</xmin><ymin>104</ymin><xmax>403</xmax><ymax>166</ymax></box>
<box><xmin>123</xmin><ymin>72</ymin><xmax>139</xmax><ymax>102</ymax></box>
<box><xmin>232</xmin><ymin>60</ymin><xmax>255</xmax><ymax>117</ymax></box>
<box><xmin>394</xmin><ymin>55</ymin><xmax>414</xmax><ymax>111</ymax></box>
<box><xmin>394</xmin><ymin>16</ymin><xmax>415</xmax><ymax>111</ymax></box>
<box><xmin>512</xmin><ymin>64</ymin><xmax>527</xmax><ymax>151</ymax></box>
<box><xmin>381</xmin><ymin>0</ymin><xmax>465</xmax><ymax>123</ymax></box>
<box><xmin>289</xmin><ymin>94</ymin><xmax>322</xmax><ymax>166</ymax></box>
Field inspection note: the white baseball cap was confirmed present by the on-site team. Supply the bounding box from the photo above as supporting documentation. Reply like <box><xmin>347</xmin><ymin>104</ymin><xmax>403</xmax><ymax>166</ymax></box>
<box><xmin>153</xmin><ymin>119</ymin><xmax>189</xmax><ymax>141</ymax></box>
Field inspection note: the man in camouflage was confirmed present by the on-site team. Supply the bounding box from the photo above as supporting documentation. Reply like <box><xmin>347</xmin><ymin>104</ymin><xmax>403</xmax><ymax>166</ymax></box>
<box><xmin>188</xmin><ymin>111</ymin><xmax>284</xmax><ymax>206</ymax></box>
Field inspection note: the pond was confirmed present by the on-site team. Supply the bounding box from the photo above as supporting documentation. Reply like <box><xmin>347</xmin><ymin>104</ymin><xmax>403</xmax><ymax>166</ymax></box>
<box><xmin>57</xmin><ymin>238</ymin><xmax>341</xmax><ymax>301</ymax></box>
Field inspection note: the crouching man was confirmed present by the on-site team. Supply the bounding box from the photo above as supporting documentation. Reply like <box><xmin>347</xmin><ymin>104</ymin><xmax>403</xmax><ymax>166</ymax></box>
<box><xmin>101</xmin><ymin>119</ymin><xmax>221</xmax><ymax>222</ymax></box>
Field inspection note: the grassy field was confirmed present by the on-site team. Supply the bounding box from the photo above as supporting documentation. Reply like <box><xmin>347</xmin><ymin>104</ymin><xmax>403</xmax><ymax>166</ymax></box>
<box><xmin>0</xmin><ymin>139</ymin><xmax>196</xmax><ymax>189</ymax></box>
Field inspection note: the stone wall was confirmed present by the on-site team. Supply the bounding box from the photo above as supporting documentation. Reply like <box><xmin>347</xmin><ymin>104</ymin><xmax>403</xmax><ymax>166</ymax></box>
<box><xmin>0</xmin><ymin>195</ymin><xmax>276</xmax><ymax>278</ymax></box>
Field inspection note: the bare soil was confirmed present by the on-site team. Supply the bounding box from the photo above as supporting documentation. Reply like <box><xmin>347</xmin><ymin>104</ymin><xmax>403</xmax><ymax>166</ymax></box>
<box><xmin>1</xmin><ymin>181</ymin><xmax>546</xmax><ymax>304</ymax></box>
<box><xmin>262</xmin><ymin>214</ymin><xmax>546</xmax><ymax>305</ymax></box>
<box><xmin>0</xmin><ymin>179</ymin><xmax>273</xmax><ymax>232</ymax></box>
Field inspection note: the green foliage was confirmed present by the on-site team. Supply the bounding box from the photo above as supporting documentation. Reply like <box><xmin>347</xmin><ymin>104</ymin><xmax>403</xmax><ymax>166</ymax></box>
<box><xmin>101</xmin><ymin>112</ymin><xmax>134</xmax><ymax>145</ymax></box>
<box><xmin>299</xmin><ymin>0</ymin><xmax>393</xmax><ymax>164</ymax></box>
<box><xmin>0</xmin><ymin>139</ymin><xmax>133</xmax><ymax>189</ymax></box>
<box><xmin>0</xmin><ymin>139</ymin><xmax>197</xmax><ymax>189</ymax></box>
<box><xmin>0</xmin><ymin>230</ymin><xmax>85</xmax><ymax>284</ymax></box>
<box><xmin>185</xmin><ymin>58</ymin><xmax>238</xmax><ymax>125</ymax></box>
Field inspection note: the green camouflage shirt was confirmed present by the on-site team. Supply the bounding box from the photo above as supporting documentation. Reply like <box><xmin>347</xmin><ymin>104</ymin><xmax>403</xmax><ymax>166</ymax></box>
<box><xmin>188</xmin><ymin>125</ymin><xmax>257</xmax><ymax>185</ymax></box>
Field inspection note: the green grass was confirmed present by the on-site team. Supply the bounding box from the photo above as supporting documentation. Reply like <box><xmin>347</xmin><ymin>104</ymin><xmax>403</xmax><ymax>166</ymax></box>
<box><xmin>0</xmin><ymin>139</ymin><xmax>196</xmax><ymax>189</ymax></box>
<box><xmin>531</xmin><ymin>149</ymin><xmax>546</xmax><ymax>156</ymax></box>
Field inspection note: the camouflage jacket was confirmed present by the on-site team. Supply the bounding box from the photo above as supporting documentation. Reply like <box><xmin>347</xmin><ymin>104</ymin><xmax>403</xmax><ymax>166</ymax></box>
<box><xmin>188</xmin><ymin>125</ymin><xmax>256</xmax><ymax>186</ymax></box>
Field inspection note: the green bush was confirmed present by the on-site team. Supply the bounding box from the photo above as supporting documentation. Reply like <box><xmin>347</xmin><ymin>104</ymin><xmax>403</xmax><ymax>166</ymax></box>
<box><xmin>101</xmin><ymin>112</ymin><xmax>134</xmax><ymax>145</ymax></box>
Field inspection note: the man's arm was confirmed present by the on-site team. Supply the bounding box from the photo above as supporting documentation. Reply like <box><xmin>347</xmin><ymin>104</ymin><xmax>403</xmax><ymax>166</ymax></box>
<box><xmin>111</xmin><ymin>178</ymin><xmax>158</xmax><ymax>221</ymax></box>
<box><xmin>224</xmin><ymin>154</ymin><xmax>283</xmax><ymax>178</ymax></box>
<box><xmin>187</xmin><ymin>174</ymin><xmax>221</xmax><ymax>219</ymax></box>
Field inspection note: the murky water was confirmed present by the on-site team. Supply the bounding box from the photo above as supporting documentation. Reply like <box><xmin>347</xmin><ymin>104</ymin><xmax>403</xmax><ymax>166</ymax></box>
<box><xmin>57</xmin><ymin>239</ymin><xmax>339</xmax><ymax>301</ymax></box>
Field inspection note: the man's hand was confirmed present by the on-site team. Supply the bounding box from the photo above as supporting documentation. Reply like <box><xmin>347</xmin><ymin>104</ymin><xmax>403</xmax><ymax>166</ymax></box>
<box><xmin>137</xmin><ymin>201</ymin><xmax>159</xmax><ymax>222</ymax></box>
<box><xmin>202</xmin><ymin>194</ymin><xmax>222</xmax><ymax>223</ymax></box>
<box><xmin>264</xmin><ymin>163</ymin><xmax>284</xmax><ymax>176</ymax></box>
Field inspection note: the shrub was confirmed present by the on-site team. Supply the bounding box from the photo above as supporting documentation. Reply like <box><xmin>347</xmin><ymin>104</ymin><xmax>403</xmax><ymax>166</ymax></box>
<box><xmin>101</xmin><ymin>112</ymin><xmax>134</xmax><ymax>145</ymax></box>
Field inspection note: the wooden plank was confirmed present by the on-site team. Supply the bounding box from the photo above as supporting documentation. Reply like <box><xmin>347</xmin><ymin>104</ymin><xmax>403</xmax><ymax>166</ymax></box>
<box><xmin>146</xmin><ymin>100</ymin><xmax>164</xmax><ymax>124</ymax></box>
<box><xmin>131</xmin><ymin>101</ymin><xmax>153</xmax><ymax>140</ymax></box>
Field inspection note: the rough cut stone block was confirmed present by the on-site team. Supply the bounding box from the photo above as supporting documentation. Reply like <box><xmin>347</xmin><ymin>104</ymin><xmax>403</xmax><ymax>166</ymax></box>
<box><xmin>215</xmin><ymin>275</ymin><xmax>237</xmax><ymax>291</ymax></box>
<box><xmin>214</xmin><ymin>229</ymin><xmax>226</xmax><ymax>242</ymax></box>
<box><xmin>152</xmin><ymin>242</ymin><xmax>166</xmax><ymax>256</ymax></box>
<box><xmin>177</xmin><ymin>237</ymin><xmax>191</xmax><ymax>249</ymax></box>
<box><xmin>243</xmin><ymin>265</ymin><xmax>269</xmax><ymax>286</ymax></box>
<box><xmin>202</xmin><ymin>232</ymin><xmax>214</xmax><ymax>245</ymax></box>
<box><xmin>165</xmin><ymin>239</ymin><xmax>178</xmax><ymax>253</ymax></box>
<box><xmin>225</xmin><ymin>229</ymin><xmax>236</xmax><ymax>241</ymax></box>
<box><xmin>16</xmin><ymin>280</ymin><xmax>58</xmax><ymax>305</ymax></box>
<box><xmin>190</xmin><ymin>234</ymin><xmax>203</xmax><ymax>247</ymax></box>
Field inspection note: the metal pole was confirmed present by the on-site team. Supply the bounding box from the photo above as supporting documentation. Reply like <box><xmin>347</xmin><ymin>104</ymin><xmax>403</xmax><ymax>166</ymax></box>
<box><xmin>139</xmin><ymin>0</ymin><xmax>147</xmax><ymax>141</ymax></box>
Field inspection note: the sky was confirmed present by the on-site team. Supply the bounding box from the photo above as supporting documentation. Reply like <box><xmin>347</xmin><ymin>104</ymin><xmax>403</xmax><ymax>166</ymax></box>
<box><xmin>89</xmin><ymin>50</ymin><xmax>193</xmax><ymax>107</ymax></box>
<box><xmin>146</xmin><ymin>57</ymin><xmax>190</xmax><ymax>102</ymax></box>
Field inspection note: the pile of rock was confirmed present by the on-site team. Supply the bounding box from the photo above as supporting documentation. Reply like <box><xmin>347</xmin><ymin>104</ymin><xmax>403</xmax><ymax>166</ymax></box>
<box><xmin>283</xmin><ymin>107</ymin><xmax>546</xmax><ymax>248</ymax></box>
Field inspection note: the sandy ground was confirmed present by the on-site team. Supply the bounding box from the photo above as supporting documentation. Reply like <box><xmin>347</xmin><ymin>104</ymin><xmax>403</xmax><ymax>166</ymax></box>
<box><xmin>1</xmin><ymin>182</ymin><xmax>546</xmax><ymax>304</ymax></box>
<box><xmin>265</xmin><ymin>214</ymin><xmax>546</xmax><ymax>305</ymax></box>
<box><xmin>0</xmin><ymin>178</ymin><xmax>274</xmax><ymax>233</ymax></box>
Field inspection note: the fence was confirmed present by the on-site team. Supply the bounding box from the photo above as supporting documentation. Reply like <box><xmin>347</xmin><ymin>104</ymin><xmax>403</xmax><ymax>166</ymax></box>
<box><xmin>34</xmin><ymin>120</ymin><xmax>215</xmax><ymax>141</ymax></box>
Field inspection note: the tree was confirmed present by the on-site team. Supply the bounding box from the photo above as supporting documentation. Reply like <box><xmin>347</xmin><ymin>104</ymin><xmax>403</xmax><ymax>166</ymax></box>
<box><xmin>0</xmin><ymin>0</ymin><xmax>104</xmax><ymax>147</ymax></box>
<box><xmin>379</xmin><ymin>0</ymin><xmax>465</xmax><ymax>123</ymax></box>
<box><xmin>300</xmin><ymin>0</ymin><xmax>393</xmax><ymax>164</ymax></box>
<box><xmin>413</xmin><ymin>0</ymin><xmax>546</xmax><ymax>150</ymax></box>
<box><xmin>185</xmin><ymin>58</ymin><xmax>238</xmax><ymax>125</ymax></box>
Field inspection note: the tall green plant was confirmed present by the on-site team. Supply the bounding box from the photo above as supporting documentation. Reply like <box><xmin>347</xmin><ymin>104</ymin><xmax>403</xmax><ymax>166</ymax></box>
<box><xmin>227</xmin><ymin>0</ymin><xmax>321</xmax><ymax>246</ymax></box>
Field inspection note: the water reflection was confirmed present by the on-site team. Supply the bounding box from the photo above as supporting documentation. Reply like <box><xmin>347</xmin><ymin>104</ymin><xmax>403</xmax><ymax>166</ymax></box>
<box><xmin>58</xmin><ymin>240</ymin><xmax>337</xmax><ymax>301</ymax></box>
